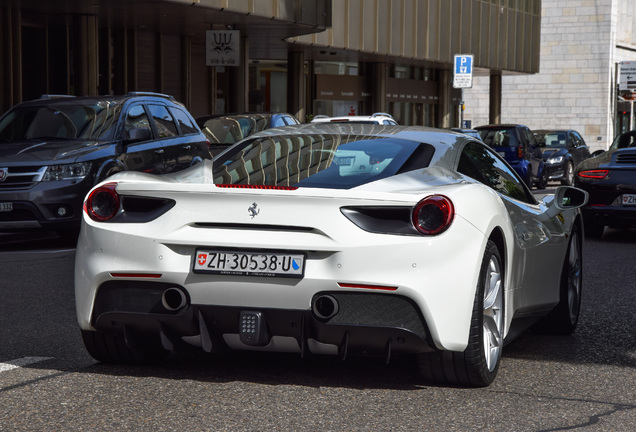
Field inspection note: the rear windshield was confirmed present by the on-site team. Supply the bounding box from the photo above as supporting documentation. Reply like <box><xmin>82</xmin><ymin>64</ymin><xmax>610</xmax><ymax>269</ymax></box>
<box><xmin>610</xmin><ymin>131</ymin><xmax>636</xmax><ymax>150</ymax></box>
<box><xmin>478</xmin><ymin>128</ymin><xmax>518</xmax><ymax>148</ymax></box>
<box><xmin>537</xmin><ymin>131</ymin><xmax>566</xmax><ymax>147</ymax></box>
<box><xmin>213</xmin><ymin>134</ymin><xmax>433</xmax><ymax>189</ymax></box>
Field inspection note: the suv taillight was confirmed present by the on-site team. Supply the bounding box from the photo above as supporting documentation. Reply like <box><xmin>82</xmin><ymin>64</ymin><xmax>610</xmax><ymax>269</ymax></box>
<box><xmin>517</xmin><ymin>145</ymin><xmax>524</xmax><ymax>159</ymax></box>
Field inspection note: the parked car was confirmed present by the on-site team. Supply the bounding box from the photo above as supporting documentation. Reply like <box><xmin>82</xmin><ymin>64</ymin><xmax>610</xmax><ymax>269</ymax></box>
<box><xmin>475</xmin><ymin>124</ymin><xmax>547</xmax><ymax>189</ymax></box>
<box><xmin>534</xmin><ymin>129</ymin><xmax>591</xmax><ymax>186</ymax></box>
<box><xmin>311</xmin><ymin>112</ymin><xmax>398</xmax><ymax>125</ymax></box>
<box><xmin>574</xmin><ymin>129</ymin><xmax>636</xmax><ymax>237</ymax></box>
<box><xmin>197</xmin><ymin>113</ymin><xmax>300</xmax><ymax>156</ymax></box>
<box><xmin>0</xmin><ymin>92</ymin><xmax>211</xmax><ymax>237</ymax></box>
<box><xmin>76</xmin><ymin>123</ymin><xmax>588</xmax><ymax>387</ymax></box>
<box><xmin>451</xmin><ymin>128</ymin><xmax>482</xmax><ymax>140</ymax></box>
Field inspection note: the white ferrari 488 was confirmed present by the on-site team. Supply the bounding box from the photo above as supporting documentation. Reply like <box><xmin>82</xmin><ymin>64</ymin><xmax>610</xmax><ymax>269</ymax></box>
<box><xmin>75</xmin><ymin>124</ymin><xmax>588</xmax><ymax>387</ymax></box>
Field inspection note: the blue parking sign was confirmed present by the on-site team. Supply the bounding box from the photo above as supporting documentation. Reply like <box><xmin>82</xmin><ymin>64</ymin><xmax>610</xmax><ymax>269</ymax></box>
<box><xmin>453</xmin><ymin>54</ymin><xmax>474</xmax><ymax>88</ymax></box>
<box><xmin>455</xmin><ymin>55</ymin><xmax>472</xmax><ymax>74</ymax></box>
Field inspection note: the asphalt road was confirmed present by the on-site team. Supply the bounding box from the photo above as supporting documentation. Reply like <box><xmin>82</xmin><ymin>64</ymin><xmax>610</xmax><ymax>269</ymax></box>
<box><xmin>0</xmin><ymin>227</ymin><xmax>635</xmax><ymax>431</ymax></box>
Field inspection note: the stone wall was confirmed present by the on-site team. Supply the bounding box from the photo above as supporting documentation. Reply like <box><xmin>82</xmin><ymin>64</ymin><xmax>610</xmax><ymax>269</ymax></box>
<box><xmin>464</xmin><ymin>0</ymin><xmax>632</xmax><ymax>152</ymax></box>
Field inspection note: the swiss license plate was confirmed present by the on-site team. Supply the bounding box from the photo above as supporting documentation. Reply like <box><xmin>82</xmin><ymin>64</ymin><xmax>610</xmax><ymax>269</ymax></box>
<box><xmin>0</xmin><ymin>202</ymin><xmax>13</xmax><ymax>212</ymax></box>
<box><xmin>622</xmin><ymin>194</ymin><xmax>636</xmax><ymax>206</ymax></box>
<box><xmin>193</xmin><ymin>249</ymin><xmax>305</xmax><ymax>278</ymax></box>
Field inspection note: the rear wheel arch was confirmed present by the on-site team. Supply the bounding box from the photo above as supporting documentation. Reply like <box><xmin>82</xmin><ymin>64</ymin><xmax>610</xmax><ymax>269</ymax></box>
<box><xmin>417</xmin><ymin>239</ymin><xmax>505</xmax><ymax>387</ymax></box>
<box><xmin>488</xmin><ymin>227</ymin><xmax>507</xmax><ymax>275</ymax></box>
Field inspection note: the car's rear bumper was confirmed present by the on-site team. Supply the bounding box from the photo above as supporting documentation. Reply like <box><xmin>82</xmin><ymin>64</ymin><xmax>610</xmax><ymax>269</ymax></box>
<box><xmin>582</xmin><ymin>205</ymin><xmax>636</xmax><ymax>228</ymax></box>
<box><xmin>75</xmin><ymin>206</ymin><xmax>489</xmax><ymax>353</ymax></box>
<box><xmin>89</xmin><ymin>280</ymin><xmax>435</xmax><ymax>358</ymax></box>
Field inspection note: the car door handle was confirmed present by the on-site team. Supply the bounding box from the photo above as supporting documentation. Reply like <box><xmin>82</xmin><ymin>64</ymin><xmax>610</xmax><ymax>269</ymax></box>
<box><xmin>155</xmin><ymin>149</ymin><xmax>164</xmax><ymax>155</ymax></box>
<box><xmin>182</xmin><ymin>145</ymin><xmax>191</xmax><ymax>150</ymax></box>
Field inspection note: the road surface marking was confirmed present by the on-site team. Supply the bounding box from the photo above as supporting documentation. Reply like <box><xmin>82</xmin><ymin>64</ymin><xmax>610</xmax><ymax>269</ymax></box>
<box><xmin>0</xmin><ymin>357</ymin><xmax>53</xmax><ymax>373</ymax></box>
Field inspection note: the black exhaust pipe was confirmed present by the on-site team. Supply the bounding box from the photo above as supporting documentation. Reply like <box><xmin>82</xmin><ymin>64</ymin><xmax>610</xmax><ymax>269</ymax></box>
<box><xmin>313</xmin><ymin>295</ymin><xmax>339</xmax><ymax>320</ymax></box>
<box><xmin>162</xmin><ymin>287</ymin><xmax>188</xmax><ymax>311</ymax></box>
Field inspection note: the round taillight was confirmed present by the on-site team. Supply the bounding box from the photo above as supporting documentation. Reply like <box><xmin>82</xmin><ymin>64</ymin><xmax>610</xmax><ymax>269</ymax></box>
<box><xmin>84</xmin><ymin>182</ymin><xmax>120</xmax><ymax>221</ymax></box>
<box><xmin>412</xmin><ymin>195</ymin><xmax>454</xmax><ymax>235</ymax></box>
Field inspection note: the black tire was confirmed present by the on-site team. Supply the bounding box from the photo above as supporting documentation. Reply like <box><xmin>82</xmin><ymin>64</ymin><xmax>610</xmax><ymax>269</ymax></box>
<box><xmin>81</xmin><ymin>329</ymin><xmax>169</xmax><ymax>364</ymax></box>
<box><xmin>417</xmin><ymin>241</ymin><xmax>504</xmax><ymax>387</ymax></box>
<box><xmin>536</xmin><ymin>168</ymin><xmax>548</xmax><ymax>189</ymax></box>
<box><xmin>561</xmin><ymin>161</ymin><xmax>574</xmax><ymax>186</ymax></box>
<box><xmin>532</xmin><ymin>224</ymin><xmax>582</xmax><ymax>335</ymax></box>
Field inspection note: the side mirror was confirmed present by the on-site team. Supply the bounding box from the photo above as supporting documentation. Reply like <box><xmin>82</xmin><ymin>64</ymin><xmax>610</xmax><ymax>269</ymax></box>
<box><xmin>126</xmin><ymin>127</ymin><xmax>152</xmax><ymax>143</ymax></box>
<box><xmin>545</xmin><ymin>186</ymin><xmax>589</xmax><ymax>220</ymax></box>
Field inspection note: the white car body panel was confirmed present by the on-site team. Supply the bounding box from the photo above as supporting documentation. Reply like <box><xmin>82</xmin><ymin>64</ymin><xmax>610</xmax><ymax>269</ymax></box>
<box><xmin>74</xmin><ymin>125</ymin><xmax>585</xmax><ymax>372</ymax></box>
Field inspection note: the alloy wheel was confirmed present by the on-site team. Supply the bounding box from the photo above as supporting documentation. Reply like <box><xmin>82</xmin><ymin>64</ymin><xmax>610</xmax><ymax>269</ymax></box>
<box><xmin>482</xmin><ymin>254</ymin><xmax>504</xmax><ymax>372</ymax></box>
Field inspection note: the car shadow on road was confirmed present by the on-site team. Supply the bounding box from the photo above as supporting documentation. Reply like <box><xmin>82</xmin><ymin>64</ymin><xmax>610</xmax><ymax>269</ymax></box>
<box><xmin>77</xmin><ymin>350</ymin><xmax>430</xmax><ymax>391</ymax></box>
<box><xmin>504</xmin><ymin>226</ymin><xmax>636</xmax><ymax>369</ymax></box>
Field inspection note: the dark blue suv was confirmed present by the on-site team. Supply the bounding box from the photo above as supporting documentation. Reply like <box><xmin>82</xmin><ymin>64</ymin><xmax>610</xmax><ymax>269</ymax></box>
<box><xmin>0</xmin><ymin>92</ymin><xmax>211</xmax><ymax>237</ymax></box>
<box><xmin>475</xmin><ymin>124</ymin><xmax>547</xmax><ymax>189</ymax></box>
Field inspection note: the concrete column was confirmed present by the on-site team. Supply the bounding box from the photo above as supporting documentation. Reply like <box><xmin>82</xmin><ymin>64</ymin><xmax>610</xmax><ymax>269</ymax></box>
<box><xmin>489</xmin><ymin>74</ymin><xmax>502</xmax><ymax>124</ymax></box>
<box><xmin>1</xmin><ymin>6</ymin><xmax>22</xmax><ymax>109</ymax></box>
<box><xmin>75</xmin><ymin>14</ymin><xmax>99</xmax><ymax>96</ymax></box>
<box><xmin>437</xmin><ymin>69</ymin><xmax>451</xmax><ymax>128</ymax></box>
<box><xmin>373</xmin><ymin>62</ymin><xmax>387</xmax><ymax>113</ymax></box>
<box><xmin>229</xmin><ymin>35</ymin><xmax>249</xmax><ymax>112</ymax></box>
<box><xmin>287</xmin><ymin>50</ymin><xmax>305</xmax><ymax>122</ymax></box>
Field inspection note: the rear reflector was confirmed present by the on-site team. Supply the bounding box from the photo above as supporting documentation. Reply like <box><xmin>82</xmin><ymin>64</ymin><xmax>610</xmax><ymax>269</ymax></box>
<box><xmin>338</xmin><ymin>282</ymin><xmax>398</xmax><ymax>291</ymax></box>
<box><xmin>110</xmin><ymin>273</ymin><xmax>162</xmax><ymax>279</ymax></box>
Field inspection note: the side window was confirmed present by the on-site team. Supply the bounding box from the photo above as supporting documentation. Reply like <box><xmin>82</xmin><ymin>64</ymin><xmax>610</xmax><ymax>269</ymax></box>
<box><xmin>169</xmin><ymin>107</ymin><xmax>198</xmax><ymax>135</ymax></box>
<box><xmin>523</xmin><ymin>128</ymin><xmax>537</xmax><ymax>146</ymax></box>
<box><xmin>148</xmin><ymin>104</ymin><xmax>178</xmax><ymax>138</ymax></box>
<box><xmin>572</xmin><ymin>132</ymin><xmax>584</xmax><ymax>147</ymax></box>
<box><xmin>569</xmin><ymin>132</ymin><xmax>578</xmax><ymax>147</ymax></box>
<box><xmin>124</xmin><ymin>105</ymin><xmax>152</xmax><ymax>140</ymax></box>
<box><xmin>458</xmin><ymin>142</ymin><xmax>535</xmax><ymax>204</ymax></box>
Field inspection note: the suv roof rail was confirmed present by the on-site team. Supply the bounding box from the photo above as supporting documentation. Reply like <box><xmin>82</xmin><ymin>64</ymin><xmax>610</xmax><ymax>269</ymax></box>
<box><xmin>126</xmin><ymin>91</ymin><xmax>176</xmax><ymax>101</ymax></box>
<box><xmin>39</xmin><ymin>94</ymin><xmax>76</xmax><ymax>99</ymax></box>
<box><xmin>371</xmin><ymin>112</ymin><xmax>394</xmax><ymax>119</ymax></box>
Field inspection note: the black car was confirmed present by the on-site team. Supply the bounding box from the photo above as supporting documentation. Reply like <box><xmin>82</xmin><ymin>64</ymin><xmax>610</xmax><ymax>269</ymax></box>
<box><xmin>574</xmin><ymin>130</ymin><xmax>636</xmax><ymax>238</ymax></box>
<box><xmin>197</xmin><ymin>113</ymin><xmax>300</xmax><ymax>156</ymax></box>
<box><xmin>0</xmin><ymin>92</ymin><xmax>211</xmax><ymax>237</ymax></box>
<box><xmin>475</xmin><ymin>124</ymin><xmax>547</xmax><ymax>189</ymax></box>
<box><xmin>534</xmin><ymin>129</ymin><xmax>591</xmax><ymax>186</ymax></box>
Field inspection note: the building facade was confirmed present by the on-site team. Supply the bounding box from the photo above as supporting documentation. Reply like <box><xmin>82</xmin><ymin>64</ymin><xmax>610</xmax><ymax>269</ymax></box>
<box><xmin>464</xmin><ymin>0</ymin><xmax>636</xmax><ymax>152</ymax></box>
<box><xmin>1</xmin><ymin>0</ymin><xmax>542</xmax><ymax>127</ymax></box>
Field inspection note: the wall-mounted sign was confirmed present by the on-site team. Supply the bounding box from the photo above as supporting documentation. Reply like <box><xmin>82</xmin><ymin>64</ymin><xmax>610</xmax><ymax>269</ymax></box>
<box><xmin>619</xmin><ymin>61</ymin><xmax>636</xmax><ymax>91</ymax></box>
<box><xmin>206</xmin><ymin>30</ymin><xmax>240</xmax><ymax>67</ymax></box>
<box><xmin>453</xmin><ymin>54</ymin><xmax>474</xmax><ymax>89</ymax></box>
<box><xmin>314</xmin><ymin>75</ymin><xmax>371</xmax><ymax>101</ymax></box>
